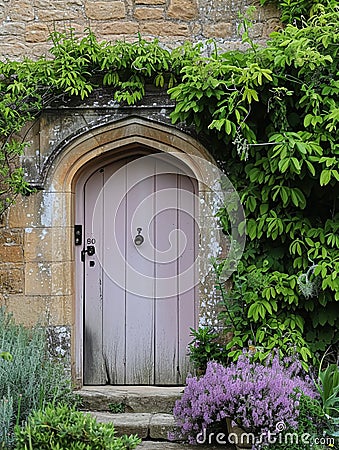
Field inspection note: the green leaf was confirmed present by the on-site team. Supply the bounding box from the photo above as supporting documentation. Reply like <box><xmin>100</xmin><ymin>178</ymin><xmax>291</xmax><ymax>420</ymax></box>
<box><xmin>280</xmin><ymin>186</ymin><xmax>289</xmax><ymax>206</ymax></box>
<box><xmin>300</xmin><ymin>346</ymin><xmax>311</xmax><ymax>362</ymax></box>
<box><xmin>242</xmin><ymin>87</ymin><xmax>259</xmax><ymax>103</ymax></box>
<box><xmin>247</xmin><ymin>218</ymin><xmax>257</xmax><ymax>240</ymax></box>
<box><xmin>304</xmin><ymin>114</ymin><xmax>313</xmax><ymax>127</ymax></box>
<box><xmin>262</xmin><ymin>299</ymin><xmax>272</xmax><ymax>314</ymax></box>
<box><xmin>259</xmin><ymin>203</ymin><xmax>269</xmax><ymax>214</ymax></box>
<box><xmin>0</xmin><ymin>351</ymin><xmax>12</xmax><ymax>361</ymax></box>
<box><xmin>291</xmin><ymin>157</ymin><xmax>301</xmax><ymax>173</ymax></box>
<box><xmin>224</xmin><ymin>119</ymin><xmax>234</xmax><ymax>135</ymax></box>
<box><xmin>320</xmin><ymin>169</ymin><xmax>332</xmax><ymax>186</ymax></box>
<box><xmin>278</xmin><ymin>158</ymin><xmax>290</xmax><ymax>173</ymax></box>
<box><xmin>246</xmin><ymin>195</ymin><xmax>257</xmax><ymax>213</ymax></box>
<box><xmin>209</xmin><ymin>119</ymin><xmax>224</xmax><ymax>131</ymax></box>
<box><xmin>305</xmin><ymin>160</ymin><xmax>315</xmax><ymax>176</ymax></box>
<box><xmin>290</xmin><ymin>188</ymin><xmax>306</xmax><ymax>208</ymax></box>
<box><xmin>248</xmin><ymin>303</ymin><xmax>259</xmax><ymax>321</ymax></box>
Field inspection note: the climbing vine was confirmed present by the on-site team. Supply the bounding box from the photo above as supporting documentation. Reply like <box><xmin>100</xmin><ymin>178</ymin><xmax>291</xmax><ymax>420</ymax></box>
<box><xmin>0</xmin><ymin>0</ymin><xmax>338</xmax><ymax>365</ymax></box>
<box><xmin>167</xmin><ymin>1</ymin><xmax>339</xmax><ymax>365</ymax></box>
<box><xmin>260</xmin><ymin>0</ymin><xmax>339</xmax><ymax>24</ymax></box>
<box><xmin>0</xmin><ymin>31</ymin><xmax>193</xmax><ymax>214</ymax></box>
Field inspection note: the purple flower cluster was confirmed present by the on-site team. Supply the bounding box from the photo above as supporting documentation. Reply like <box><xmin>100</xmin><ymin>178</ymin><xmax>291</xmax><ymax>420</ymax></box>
<box><xmin>172</xmin><ymin>359</ymin><xmax>229</xmax><ymax>443</ymax></box>
<box><xmin>173</xmin><ymin>352</ymin><xmax>317</xmax><ymax>443</ymax></box>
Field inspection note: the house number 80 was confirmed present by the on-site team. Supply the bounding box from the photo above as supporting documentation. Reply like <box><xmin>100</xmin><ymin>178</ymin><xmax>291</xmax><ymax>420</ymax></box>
<box><xmin>87</xmin><ymin>238</ymin><xmax>96</xmax><ymax>245</ymax></box>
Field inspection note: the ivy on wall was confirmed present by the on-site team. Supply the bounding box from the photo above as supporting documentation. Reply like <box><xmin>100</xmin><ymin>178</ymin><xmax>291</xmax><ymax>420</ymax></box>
<box><xmin>0</xmin><ymin>1</ymin><xmax>338</xmax><ymax>365</ymax></box>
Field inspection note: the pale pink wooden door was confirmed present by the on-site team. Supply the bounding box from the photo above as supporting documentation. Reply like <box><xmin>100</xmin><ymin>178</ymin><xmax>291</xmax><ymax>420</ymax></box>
<box><xmin>83</xmin><ymin>155</ymin><xmax>197</xmax><ymax>385</ymax></box>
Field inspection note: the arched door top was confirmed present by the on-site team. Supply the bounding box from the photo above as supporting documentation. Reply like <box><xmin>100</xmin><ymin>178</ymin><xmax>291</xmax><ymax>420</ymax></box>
<box><xmin>43</xmin><ymin>117</ymin><xmax>214</xmax><ymax>193</ymax></box>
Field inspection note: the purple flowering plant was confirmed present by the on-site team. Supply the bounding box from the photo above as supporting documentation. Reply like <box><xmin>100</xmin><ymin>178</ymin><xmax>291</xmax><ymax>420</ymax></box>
<box><xmin>172</xmin><ymin>351</ymin><xmax>317</xmax><ymax>444</ymax></box>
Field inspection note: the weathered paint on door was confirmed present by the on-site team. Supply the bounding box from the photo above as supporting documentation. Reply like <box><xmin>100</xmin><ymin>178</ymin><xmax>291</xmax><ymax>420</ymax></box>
<box><xmin>82</xmin><ymin>155</ymin><xmax>197</xmax><ymax>385</ymax></box>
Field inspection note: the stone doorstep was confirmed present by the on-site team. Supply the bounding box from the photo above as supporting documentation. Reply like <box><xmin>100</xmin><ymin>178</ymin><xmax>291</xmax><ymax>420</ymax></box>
<box><xmin>82</xmin><ymin>387</ymin><xmax>235</xmax><ymax>450</ymax></box>
<box><xmin>89</xmin><ymin>411</ymin><xmax>176</xmax><ymax>440</ymax></box>
<box><xmin>76</xmin><ymin>385</ymin><xmax>184</xmax><ymax>414</ymax></box>
<box><xmin>90</xmin><ymin>411</ymin><xmax>235</xmax><ymax>449</ymax></box>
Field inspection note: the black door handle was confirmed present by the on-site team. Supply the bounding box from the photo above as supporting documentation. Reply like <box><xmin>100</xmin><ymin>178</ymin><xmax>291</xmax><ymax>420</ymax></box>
<box><xmin>81</xmin><ymin>245</ymin><xmax>95</xmax><ymax>262</ymax></box>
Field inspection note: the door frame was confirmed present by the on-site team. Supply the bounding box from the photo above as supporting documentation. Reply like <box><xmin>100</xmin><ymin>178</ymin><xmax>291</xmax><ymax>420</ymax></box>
<box><xmin>44</xmin><ymin>117</ymin><xmax>217</xmax><ymax>387</ymax></box>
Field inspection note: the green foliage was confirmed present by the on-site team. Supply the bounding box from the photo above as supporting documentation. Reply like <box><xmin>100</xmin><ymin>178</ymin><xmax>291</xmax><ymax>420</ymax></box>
<box><xmin>268</xmin><ymin>393</ymin><xmax>331</xmax><ymax>450</ymax></box>
<box><xmin>0</xmin><ymin>351</ymin><xmax>12</xmax><ymax>361</ymax></box>
<box><xmin>0</xmin><ymin>308</ymin><xmax>76</xmax><ymax>448</ymax></box>
<box><xmin>260</xmin><ymin>0</ymin><xmax>339</xmax><ymax>25</ymax></box>
<box><xmin>316</xmin><ymin>363</ymin><xmax>339</xmax><ymax>418</ymax></box>
<box><xmin>48</xmin><ymin>29</ymin><xmax>177</xmax><ymax>103</ymax></box>
<box><xmin>216</xmin><ymin>261</ymin><xmax>312</xmax><ymax>369</ymax></box>
<box><xmin>204</xmin><ymin>3</ymin><xmax>338</xmax><ymax>364</ymax></box>
<box><xmin>0</xmin><ymin>53</ymin><xmax>49</xmax><ymax>213</ymax></box>
<box><xmin>108</xmin><ymin>402</ymin><xmax>126</xmax><ymax>414</ymax></box>
<box><xmin>14</xmin><ymin>403</ymin><xmax>141</xmax><ymax>450</ymax></box>
<box><xmin>0</xmin><ymin>30</ymin><xmax>192</xmax><ymax>216</ymax></box>
<box><xmin>188</xmin><ymin>326</ymin><xmax>226</xmax><ymax>372</ymax></box>
<box><xmin>313</xmin><ymin>352</ymin><xmax>339</xmax><ymax>438</ymax></box>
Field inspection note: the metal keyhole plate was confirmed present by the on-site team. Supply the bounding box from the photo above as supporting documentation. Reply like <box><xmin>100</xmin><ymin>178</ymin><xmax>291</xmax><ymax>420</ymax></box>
<box><xmin>134</xmin><ymin>228</ymin><xmax>144</xmax><ymax>246</ymax></box>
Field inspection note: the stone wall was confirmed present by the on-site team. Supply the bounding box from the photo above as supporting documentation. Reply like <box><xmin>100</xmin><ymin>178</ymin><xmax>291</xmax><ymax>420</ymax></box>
<box><xmin>0</xmin><ymin>194</ymin><xmax>73</xmax><ymax>327</ymax></box>
<box><xmin>0</xmin><ymin>0</ymin><xmax>280</xmax><ymax>60</ymax></box>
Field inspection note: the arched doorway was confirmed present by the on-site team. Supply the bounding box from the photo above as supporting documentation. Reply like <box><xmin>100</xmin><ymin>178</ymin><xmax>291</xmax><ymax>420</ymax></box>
<box><xmin>44</xmin><ymin>117</ymin><xmax>216</xmax><ymax>386</ymax></box>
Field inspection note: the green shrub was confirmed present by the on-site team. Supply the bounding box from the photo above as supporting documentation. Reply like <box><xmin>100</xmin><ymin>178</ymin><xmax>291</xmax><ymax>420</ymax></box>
<box><xmin>14</xmin><ymin>404</ymin><xmax>141</xmax><ymax>450</ymax></box>
<box><xmin>0</xmin><ymin>393</ymin><xmax>14</xmax><ymax>449</ymax></box>
<box><xmin>316</xmin><ymin>362</ymin><xmax>339</xmax><ymax>415</ymax></box>
<box><xmin>268</xmin><ymin>393</ymin><xmax>331</xmax><ymax>450</ymax></box>
<box><xmin>188</xmin><ymin>326</ymin><xmax>227</xmax><ymax>372</ymax></box>
<box><xmin>0</xmin><ymin>308</ymin><xmax>76</xmax><ymax>448</ymax></box>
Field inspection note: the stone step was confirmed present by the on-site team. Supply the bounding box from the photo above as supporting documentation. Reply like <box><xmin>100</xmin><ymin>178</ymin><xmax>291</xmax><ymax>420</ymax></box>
<box><xmin>77</xmin><ymin>385</ymin><xmax>183</xmax><ymax>414</ymax></box>
<box><xmin>89</xmin><ymin>411</ymin><xmax>176</xmax><ymax>441</ymax></box>
<box><xmin>90</xmin><ymin>412</ymin><xmax>234</xmax><ymax>449</ymax></box>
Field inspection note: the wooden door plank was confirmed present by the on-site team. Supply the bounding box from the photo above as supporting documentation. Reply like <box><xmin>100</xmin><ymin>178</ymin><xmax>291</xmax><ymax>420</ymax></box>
<box><xmin>102</xmin><ymin>161</ymin><xmax>127</xmax><ymax>384</ymax></box>
<box><xmin>125</xmin><ymin>158</ymin><xmax>155</xmax><ymax>384</ymax></box>
<box><xmin>177</xmin><ymin>175</ymin><xmax>198</xmax><ymax>384</ymax></box>
<box><xmin>154</xmin><ymin>172</ymin><xmax>179</xmax><ymax>385</ymax></box>
<box><xmin>84</xmin><ymin>169</ymin><xmax>107</xmax><ymax>384</ymax></box>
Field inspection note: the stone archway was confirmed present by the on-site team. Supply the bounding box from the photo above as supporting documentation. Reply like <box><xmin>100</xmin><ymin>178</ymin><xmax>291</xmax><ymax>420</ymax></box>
<box><xmin>42</xmin><ymin>117</ymin><xmax>218</xmax><ymax>385</ymax></box>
